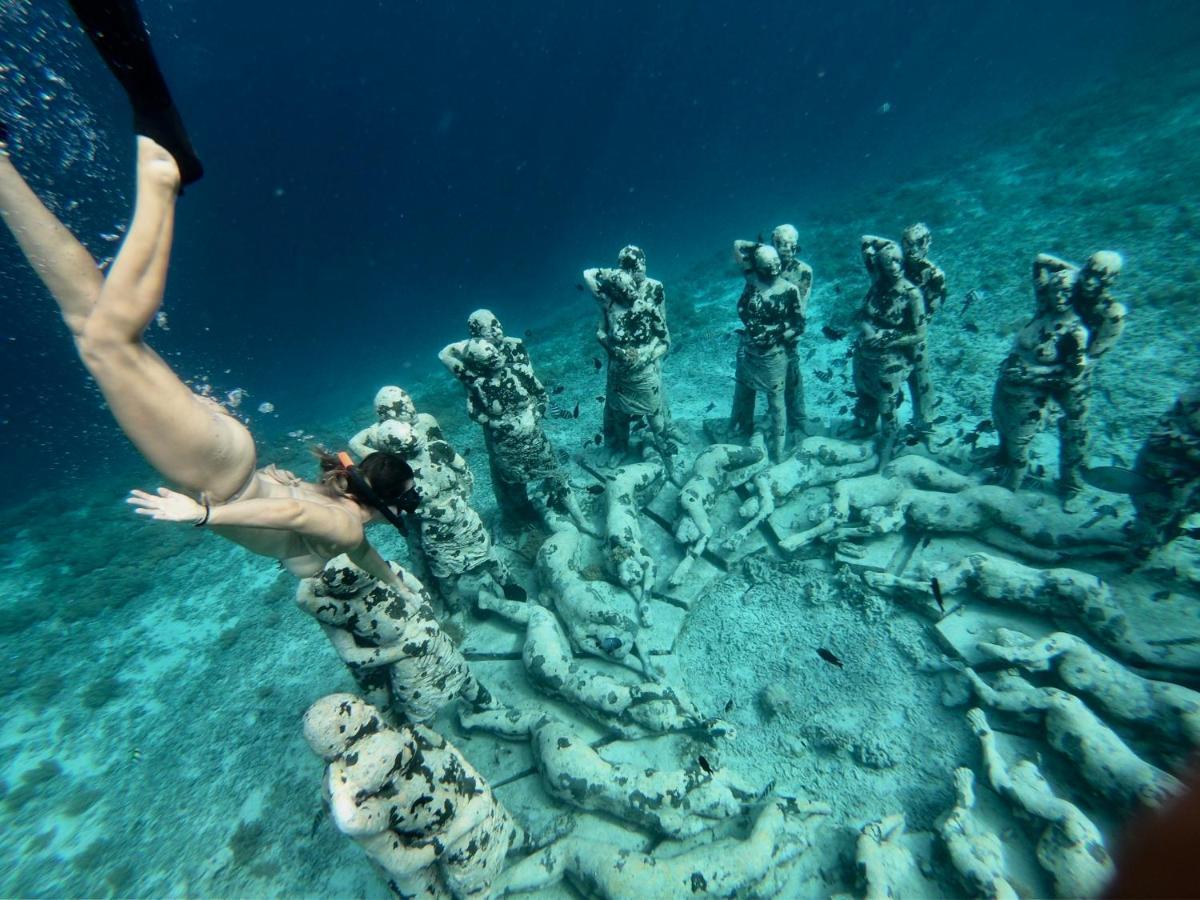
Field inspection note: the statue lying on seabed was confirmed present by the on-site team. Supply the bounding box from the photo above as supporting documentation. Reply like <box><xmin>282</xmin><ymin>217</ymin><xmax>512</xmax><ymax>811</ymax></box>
<box><xmin>491</xmin><ymin>797</ymin><xmax>830</xmax><ymax>898</ymax></box>
<box><xmin>603</xmin><ymin>460</ymin><xmax>664</xmax><ymax>624</ymax></box>
<box><xmin>296</xmin><ymin>556</ymin><xmax>496</xmax><ymax>723</ymax></box>
<box><xmin>458</xmin><ymin>713</ymin><xmax>766</xmax><ymax>839</ymax></box>
<box><xmin>774</xmin><ymin>455</ymin><xmax>1127</xmax><ymax>560</ymax></box>
<box><xmin>461</xmin><ymin>603</ymin><xmax>725</xmax><ymax>739</ymax></box>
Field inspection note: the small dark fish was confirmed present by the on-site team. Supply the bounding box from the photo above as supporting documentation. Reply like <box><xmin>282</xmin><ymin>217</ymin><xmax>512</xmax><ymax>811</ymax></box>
<box><xmin>705</xmin><ymin>401</ymin><xmax>716</xmax><ymax>413</ymax></box>
<box><xmin>552</xmin><ymin>384</ymin><xmax>566</xmax><ymax>395</ymax></box>
<box><xmin>931</xmin><ymin>577</ymin><xmax>945</xmax><ymax>612</ymax></box>
<box><xmin>904</xmin><ymin>435</ymin><xmax>922</xmax><ymax>446</ymax></box>
<box><xmin>805</xmin><ymin>347</ymin><xmax>818</xmax><ymax>361</ymax></box>
<box><xmin>817</xmin><ymin>648</ymin><xmax>843</xmax><ymax>668</ymax></box>
<box><xmin>586</xmin><ymin>484</ymin><xmax>606</xmax><ymax>495</ymax></box>
<box><xmin>575</xmin><ymin>282</ymin><xmax>586</xmax><ymax>292</ymax></box>
<box><xmin>935</xmin><ymin>436</ymin><xmax>955</xmax><ymax>448</ymax></box>
<box><xmin>724</xmin><ymin>698</ymin><xmax>734</xmax><ymax>713</ymax></box>
<box><xmin>963</xmin><ymin>322</ymin><xmax>980</xmax><ymax>334</ymax></box>
<box><xmin>838</xmin><ymin>405</ymin><xmax>849</xmax><ymax>415</ymax></box>
<box><xmin>953</xmin><ymin>413</ymin><xmax>965</xmax><ymax>423</ymax></box>
<box><xmin>593</xmin><ymin>357</ymin><xmax>603</xmax><ymax>371</ymax></box>
<box><xmin>1081</xmin><ymin>465</ymin><xmax>1160</xmax><ymax>496</ymax></box>
<box><xmin>844</xmin><ymin>390</ymin><xmax>858</xmax><ymax>398</ymax></box>
<box><xmin>814</xmin><ymin>368</ymin><xmax>833</xmax><ymax>383</ymax></box>
<box><xmin>962</xmin><ymin>288</ymin><xmax>982</xmax><ymax>314</ymax></box>
<box><xmin>822</xmin><ymin>325</ymin><xmax>847</xmax><ymax>341</ymax></box>
<box><xmin>593</xmin><ymin>434</ymin><xmax>603</xmax><ymax>445</ymax></box>
<box><xmin>572</xmin><ymin>401</ymin><xmax>580</xmax><ymax>419</ymax></box>
<box><xmin>698</xmin><ymin>755</ymin><xmax>713</xmax><ymax>774</ymax></box>
<box><xmin>963</xmin><ymin>431</ymin><xmax>981</xmax><ymax>448</ymax></box>
<box><xmin>975</xmin><ymin>419</ymin><xmax>995</xmax><ymax>433</ymax></box>
<box><xmin>834</xmin><ymin>283</ymin><xmax>843</xmax><ymax>294</ymax></box>
<box><xmin>931</xmin><ymin>415</ymin><xmax>948</xmax><ymax>425</ymax></box>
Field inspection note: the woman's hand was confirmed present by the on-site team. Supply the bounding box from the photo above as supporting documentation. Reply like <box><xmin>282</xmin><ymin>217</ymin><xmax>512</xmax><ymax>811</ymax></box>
<box><xmin>127</xmin><ymin>487</ymin><xmax>206</xmax><ymax>524</ymax></box>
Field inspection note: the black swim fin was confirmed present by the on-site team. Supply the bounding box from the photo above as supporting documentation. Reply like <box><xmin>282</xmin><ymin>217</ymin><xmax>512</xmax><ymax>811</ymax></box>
<box><xmin>66</xmin><ymin>0</ymin><xmax>204</xmax><ymax>186</ymax></box>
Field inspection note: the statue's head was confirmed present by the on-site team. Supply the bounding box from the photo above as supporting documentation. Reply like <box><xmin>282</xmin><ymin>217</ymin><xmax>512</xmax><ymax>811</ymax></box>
<box><xmin>1078</xmin><ymin>251</ymin><xmax>1122</xmax><ymax>301</ymax></box>
<box><xmin>377</xmin><ymin>419</ymin><xmax>423</xmax><ymax>458</ymax></box>
<box><xmin>901</xmin><ymin>222</ymin><xmax>931</xmax><ymax>261</ymax></box>
<box><xmin>374</xmin><ymin>385</ymin><xmax>416</xmax><ymax>423</ymax></box>
<box><xmin>771</xmin><ymin>224</ymin><xmax>799</xmax><ymax>262</ymax></box>
<box><xmin>467</xmin><ymin>308</ymin><xmax>504</xmax><ymax>341</ymax></box>
<box><xmin>862</xmin><ymin>236</ymin><xmax>903</xmax><ymax>282</ymax></box>
<box><xmin>753</xmin><ymin>245</ymin><xmax>782</xmax><ymax>278</ymax></box>
<box><xmin>601</xmin><ymin>268</ymin><xmax>639</xmax><ymax>305</ymax></box>
<box><xmin>302</xmin><ymin>693</ymin><xmax>384</xmax><ymax>760</ymax></box>
<box><xmin>617</xmin><ymin>245</ymin><xmax>647</xmax><ymax>278</ymax></box>
<box><xmin>465</xmin><ymin>337</ymin><xmax>504</xmax><ymax>374</ymax></box>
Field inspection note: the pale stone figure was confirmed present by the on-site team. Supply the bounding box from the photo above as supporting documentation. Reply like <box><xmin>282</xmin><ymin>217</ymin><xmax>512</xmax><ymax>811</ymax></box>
<box><xmin>460</xmin><ymin>604</ymin><xmax>720</xmax><ymax>739</ymax></box>
<box><xmin>490</xmin><ymin>798</ymin><xmax>830</xmax><ymax>898</ymax></box>
<box><xmin>856</xmin><ymin>813</ymin><xmax>921</xmax><ymax>900</ymax></box>
<box><xmin>963</xmin><ymin>668</ymin><xmax>1184</xmax><ymax>810</ymax></box>
<box><xmin>991</xmin><ymin>256</ymin><xmax>1090</xmax><ymax>500</ymax></box>
<box><xmin>603</xmin><ymin>460</ymin><xmax>664</xmax><ymax>624</ymax></box>
<box><xmin>937</xmin><ymin>767</ymin><xmax>1019</xmax><ymax>900</ymax></box>
<box><xmin>296</xmin><ymin>556</ymin><xmax>495</xmax><ymax>723</ymax></box>
<box><xmin>375</xmin><ymin>420</ymin><xmax>510</xmax><ymax>612</ymax></box>
<box><xmin>850</xmin><ymin>236</ymin><xmax>926</xmax><ymax>465</ymax></box>
<box><xmin>1129</xmin><ymin>384</ymin><xmax>1200</xmax><ymax>548</ymax></box>
<box><xmin>968</xmin><ymin>707</ymin><xmax>1115</xmax><ymax>897</ymax></box>
<box><xmin>724</xmin><ymin>436</ymin><xmax>877</xmax><ymax>552</ymax></box>
<box><xmin>753</xmin><ymin>225</ymin><xmax>815</xmax><ymax>438</ymax></box>
<box><xmin>900</xmin><ymin>223</ymin><xmax>946</xmax><ymax>431</ymax></box>
<box><xmin>977</xmin><ymin>629</ymin><xmax>1200</xmax><ymax>751</ymax></box>
<box><xmin>348</xmin><ymin>386</ymin><xmax>469</xmax><ymax>494</ymax></box>
<box><xmin>728</xmin><ymin>243</ymin><xmax>804</xmax><ymax>462</ymax></box>
<box><xmin>669</xmin><ymin>441</ymin><xmax>767</xmax><ymax>585</ymax></box>
<box><xmin>304</xmin><ymin>693</ymin><xmax>523</xmax><ymax>899</ymax></box>
<box><xmin>583</xmin><ymin>246</ymin><xmax>675</xmax><ymax>461</ymax></box>
<box><xmin>865</xmin><ymin>553</ymin><xmax>1154</xmax><ymax>663</ymax></box>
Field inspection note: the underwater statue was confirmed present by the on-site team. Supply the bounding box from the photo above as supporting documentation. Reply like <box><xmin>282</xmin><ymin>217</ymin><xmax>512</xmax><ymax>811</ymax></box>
<box><xmin>1126</xmin><ymin>384</ymin><xmax>1200</xmax><ymax>548</ymax></box>
<box><xmin>375</xmin><ymin>419</ymin><xmax>512</xmax><ymax>613</ymax></box>
<box><xmin>460</xmin><ymin>604</ymin><xmax>721</xmax><ymax>739</ymax></box>
<box><xmin>295</xmin><ymin>556</ymin><xmax>495</xmax><ymax>723</ymax></box>
<box><xmin>937</xmin><ymin>767</ymin><xmax>1019</xmax><ymax>900</ymax></box>
<box><xmin>991</xmin><ymin>256</ymin><xmax>1090</xmax><ymax>500</ymax></box>
<box><xmin>900</xmin><ymin>223</ymin><xmax>947</xmax><ymax>432</ymax></box>
<box><xmin>850</xmin><ymin>236</ymin><xmax>926</xmax><ymax>466</ymax></box>
<box><xmin>303</xmin><ymin>693</ymin><xmax>523</xmax><ymax>899</ymax></box>
<box><xmin>738</xmin><ymin>225</ymin><xmax>815</xmax><ymax>439</ymax></box>
<box><xmin>967</xmin><ymin>707</ymin><xmax>1114</xmax><ymax>898</ymax></box>
<box><xmin>349</xmin><ymin>385</ymin><xmax>455</xmax><ymax>463</ymax></box>
<box><xmin>460</xmin><ymin>714</ymin><xmax>765</xmax><ymax>838</ymax></box>
<box><xmin>976</xmin><ymin>629</ymin><xmax>1200</xmax><ymax>754</ymax></box>
<box><xmin>865</xmin><ymin>551</ymin><xmax>1153</xmax><ymax>663</ymax></box>
<box><xmin>582</xmin><ymin>245</ymin><xmax>675</xmax><ymax>463</ymax></box>
<box><xmin>963</xmin><ymin>668</ymin><xmax>1184</xmax><ymax>810</ymax></box>
<box><xmin>441</xmin><ymin>316</ymin><xmax>590</xmax><ymax>533</ymax></box>
<box><xmin>669</xmin><ymin>441</ymin><xmax>767</xmax><ymax>584</ymax></box>
<box><xmin>723</xmin><ymin>436</ymin><xmax>877</xmax><ymax>552</ymax></box>
<box><xmin>777</xmin><ymin>455</ymin><xmax>1125</xmax><ymax>560</ymax></box>
<box><xmin>855</xmin><ymin>814</ymin><xmax>923</xmax><ymax>900</ymax></box>
<box><xmin>727</xmin><ymin>242</ymin><xmax>804</xmax><ymax>462</ymax></box>
<box><xmin>490</xmin><ymin>797</ymin><xmax>830</xmax><ymax>898</ymax></box>
<box><xmin>603</xmin><ymin>460</ymin><xmax>664</xmax><ymax>625</ymax></box>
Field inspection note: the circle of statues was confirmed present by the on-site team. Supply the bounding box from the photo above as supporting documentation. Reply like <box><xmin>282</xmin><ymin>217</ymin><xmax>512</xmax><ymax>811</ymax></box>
<box><xmin>304</xmin><ymin>227</ymin><xmax>1197</xmax><ymax>897</ymax></box>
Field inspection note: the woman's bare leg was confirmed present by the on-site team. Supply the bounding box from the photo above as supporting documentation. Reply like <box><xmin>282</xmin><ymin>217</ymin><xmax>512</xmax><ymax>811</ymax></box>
<box><xmin>1</xmin><ymin>137</ymin><xmax>255</xmax><ymax>500</ymax></box>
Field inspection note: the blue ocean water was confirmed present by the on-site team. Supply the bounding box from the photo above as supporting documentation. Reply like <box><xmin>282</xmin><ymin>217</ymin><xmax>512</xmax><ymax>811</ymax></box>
<box><xmin>1</xmin><ymin>0</ymin><xmax>1199</xmax><ymax>896</ymax></box>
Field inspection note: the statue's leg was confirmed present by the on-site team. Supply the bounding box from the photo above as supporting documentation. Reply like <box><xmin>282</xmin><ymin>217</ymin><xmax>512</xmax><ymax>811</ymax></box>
<box><xmin>1057</xmin><ymin>378</ymin><xmax>1091</xmax><ymax>509</ymax></box>
<box><xmin>765</xmin><ymin>387</ymin><xmax>786</xmax><ymax>462</ymax></box>
<box><xmin>909</xmin><ymin>340</ymin><xmax>935</xmax><ymax>431</ymax></box>
<box><xmin>730</xmin><ymin>380</ymin><xmax>755</xmax><ymax>437</ymax></box>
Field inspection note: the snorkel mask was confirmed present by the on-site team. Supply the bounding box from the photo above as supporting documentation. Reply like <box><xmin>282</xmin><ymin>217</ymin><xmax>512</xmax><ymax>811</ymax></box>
<box><xmin>336</xmin><ymin>451</ymin><xmax>419</xmax><ymax>534</ymax></box>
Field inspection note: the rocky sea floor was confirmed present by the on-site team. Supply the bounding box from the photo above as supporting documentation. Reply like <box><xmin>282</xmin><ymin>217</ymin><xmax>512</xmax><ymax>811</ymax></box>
<box><xmin>1</xmin><ymin>49</ymin><xmax>1199</xmax><ymax>899</ymax></box>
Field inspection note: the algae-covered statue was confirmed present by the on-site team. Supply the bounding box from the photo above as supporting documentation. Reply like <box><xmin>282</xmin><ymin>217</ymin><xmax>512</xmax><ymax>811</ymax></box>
<box><xmin>603</xmin><ymin>460</ymin><xmax>664</xmax><ymax>625</ymax></box>
<box><xmin>738</xmin><ymin>225</ymin><xmax>815</xmax><ymax>439</ymax></box>
<box><xmin>376</xmin><ymin>419</ymin><xmax>513</xmax><ymax>613</ymax></box>
<box><xmin>348</xmin><ymin>385</ymin><xmax>462</xmax><ymax>477</ymax></box>
<box><xmin>460</xmin><ymin>604</ymin><xmax>724</xmax><ymax>739</ymax></box>
<box><xmin>991</xmin><ymin>256</ymin><xmax>1090</xmax><ymax>500</ymax></box>
<box><xmin>304</xmin><ymin>693</ymin><xmax>523</xmax><ymax>899</ymax></box>
<box><xmin>850</xmin><ymin>236</ymin><xmax>926</xmax><ymax>465</ymax></box>
<box><xmin>900</xmin><ymin>223</ymin><xmax>946</xmax><ymax>431</ymax></box>
<box><xmin>727</xmin><ymin>243</ymin><xmax>804</xmax><ymax>462</ymax></box>
<box><xmin>937</xmin><ymin>767</ymin><xmax>1018</xmax><ymax>900</ymax></box>
<box><xmin>1127</xmin><ymin>384</ymin><xmax>1200</xmax><ymax>549</ymax></box>
<box><xmin>967</xmin><ymin>707</ymin><xmax>1114</xmax><ymax>898</ymax></box>
<box><xmin>963</xmin><ymin>668</ymin><xmax>1183</xmax><ymax>810</ymax></box>
<box><xmin>583</xmin><ymin>246</ymin><xmax>675</xmax><ymax>462</ymax></box>
<box><xmin>669</xmin><ymin>441</ymin><xmax>767</xmax><ymax>585</ymax></box>
<box><xmin>296</xmin><ymin>556</ymin><xmax>496</xmax><ymax>723</ymax></box>
<box><xmin>490</xmin><ymin>797</ymin><xmax>830</xmax><ymax>898</ymax></box>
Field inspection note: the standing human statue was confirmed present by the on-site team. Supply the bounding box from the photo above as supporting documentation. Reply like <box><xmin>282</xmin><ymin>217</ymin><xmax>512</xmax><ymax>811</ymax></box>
<box><xmin>766</xmin><ymin>225</ymin><xmax>815</xmax><ymax>439</ymax></box>
<box><xmin>727</xmin><ymin>243</ymin><xmax>804</xmax><ymax>462</ymax></box>
<box><xmin>991</xmin><ymin>256</ymin><xmax>1090</xmax><ymax>496</ymax></box>
<box><xmin>583</xmin><ymin>245</ymin><xmax>675</xmax><ymax>462</ymax></box>
<box><xmin>900</xmin><ymin>223</ymin><xmax>947</xmax><ymax>432</ymax></box>
<box><xmin>850</xmin><ymin>236</ymin><xmax>926</xmax><ymax>466</ymax></box>
<box><xmin>441</xmin><ymin>322</ymin><xmax>592</xmax><ymax>534</ymax></box>
<box><xmin>1059</xmin><ymin>251</ymin><xmax>1126</xmax><ymax>509</ymax></box>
